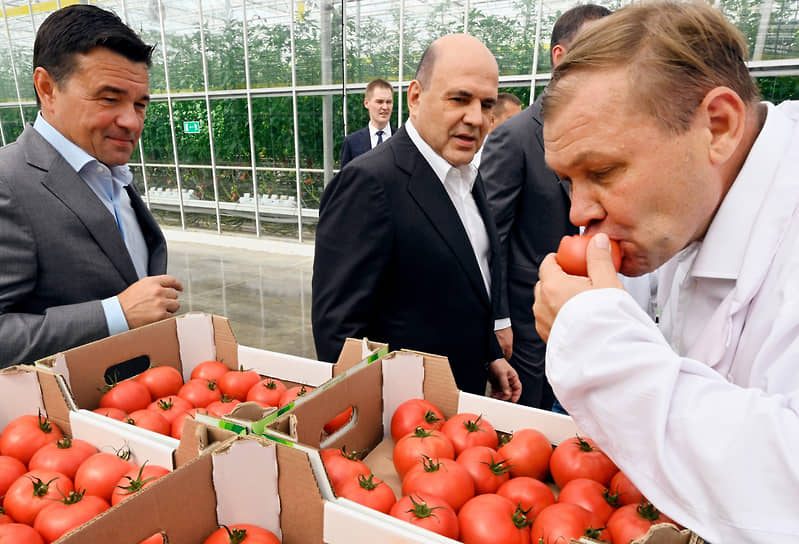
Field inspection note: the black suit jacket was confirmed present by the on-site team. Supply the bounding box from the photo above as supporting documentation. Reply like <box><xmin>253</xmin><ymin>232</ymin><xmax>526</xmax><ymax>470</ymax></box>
<box><xmin>478</xmin><ymin>94</ymin><xmax>577</xmax><ymax>404</ymax></box>
<box><xmin>0</xmin><ymin>125</ymin><xmax>167</xmax><ymax>367</ymax></box>
<box><xmin>340</xmin><ymin>125</ymin><xmax>396</xmax><ymax>168</ymax></box>
<box><xmin>314</xmin><ymin>126</ymin><xmax>504</xmax><ymax>394</ymax></box>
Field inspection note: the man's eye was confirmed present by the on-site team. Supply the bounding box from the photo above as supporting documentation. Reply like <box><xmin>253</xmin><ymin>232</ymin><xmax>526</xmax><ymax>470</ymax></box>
<box><xmin>590</xmin><ymin>168</ymin><xmax>613</xmax><ymax>181</ymax></box>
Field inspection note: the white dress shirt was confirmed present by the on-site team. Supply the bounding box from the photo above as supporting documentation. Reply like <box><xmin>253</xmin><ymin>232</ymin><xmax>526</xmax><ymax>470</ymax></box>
<box><xmin>545</xmin><ymin>101</ymin><xmax>799</xmax><ymax>543</ymax></box>
<box><xmin>405</xmin><ymin>120</ymin><xmax>509</xmax><ymax>331</ymax></box>
<box><xmin>34</xmin><ymin>113</ymin><xmax>148</xmax><ymax>335</ymax></box>
<box><xmin>369</xmin><ymin>122</ymin><xmax>392</xmax><ymax>149</ymax></box>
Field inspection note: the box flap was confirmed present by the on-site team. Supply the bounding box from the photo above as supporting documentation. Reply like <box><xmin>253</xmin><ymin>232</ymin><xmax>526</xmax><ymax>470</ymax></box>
<box><xmin>0</xmin><ymin>366</ymin><xmax>47</xmax><ymax>429</ymax></box>
<box><xmin>176</xmin><ymin>313</ymin><xmax>218</xmax><ymax>380</ymax></box>
<box><xmin>238</xmin><ymin>345</ymin><xmax>333</xmax><ymax>387</ymax></box>
<box><xmin>381</xmin><ymin>352</ymin><xmax>425</xmax><ymax>440</ymax></box>
<box><xmin>332</xmin><ymin>337</ymin><xmax>388</xmax><ymax>374</ymax></box>
<box><xmin>174</xmin><ymin>417</ymin><xmax>239</xmax><ymax>468</ymax></box>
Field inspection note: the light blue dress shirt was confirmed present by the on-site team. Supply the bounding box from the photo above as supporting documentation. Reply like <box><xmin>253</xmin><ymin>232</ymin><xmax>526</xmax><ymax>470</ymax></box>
<box><xmin>33</xmin><ymin>113</ymin><xmax>149</xmax><ymax>336</ymax></box>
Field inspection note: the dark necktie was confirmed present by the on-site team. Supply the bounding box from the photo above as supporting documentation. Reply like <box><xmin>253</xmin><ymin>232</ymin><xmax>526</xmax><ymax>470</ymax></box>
<box><xmin>376</xmin><ymin>130</ymin><xmax>384</xmax><ymax>146</ymax></box>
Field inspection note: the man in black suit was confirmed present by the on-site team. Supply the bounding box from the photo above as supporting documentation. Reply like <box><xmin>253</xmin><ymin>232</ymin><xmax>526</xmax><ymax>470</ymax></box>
<box><xmin>340</xmin><ymin>79</ymin><xmax>395</xmax><ymax>168</ymax></box>
<box><xmin>479</xmin><ymin>4</ymin><xmax>611</xmax><ymax>408</ymax></box>
<box><xmin>313</xmin><ymin>34</ymin><xmax>521</xmax><ymax>401</ymax></box>
<box><xmin>0</xmin><ymin>5</ymin><xmax>182</xmax><ymax>367</ymax></box>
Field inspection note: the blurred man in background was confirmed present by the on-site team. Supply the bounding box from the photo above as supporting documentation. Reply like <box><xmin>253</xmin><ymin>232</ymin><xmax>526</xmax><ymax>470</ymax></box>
<box><xmin>340</xmin><ymin>78</ymin><xmax>395</xmax><ymax>168</ymax></box>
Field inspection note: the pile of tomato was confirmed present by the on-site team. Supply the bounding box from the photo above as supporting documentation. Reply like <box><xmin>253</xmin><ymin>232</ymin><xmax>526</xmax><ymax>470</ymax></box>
<box><xmin>322</xmin><ymin>398</ymin><xmax>677</xmax><ymax>544</ymax></box>
<box><xmin>93</xmin><ymin>361</ymin><xmax>325</xmax><ymax>440</ymax></box>
<box><xmin>0</xmin><ymin>412</ymin><xmax>170</xmax><ymax>543</ymax></box>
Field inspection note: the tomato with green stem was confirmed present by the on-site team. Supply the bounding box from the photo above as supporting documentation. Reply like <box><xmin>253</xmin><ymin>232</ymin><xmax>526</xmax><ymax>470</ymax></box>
<box><xmin>458</xmin><ymin>494</ymin><xmax>531</xmax><ymax>544</ymax></box>
<box><xmin>455</xmin><ymin>446</ymin><xmax>512</xmax><ymax>495</ymax></box>
<box><xmin>530</xmin><ymin>502</ymin><xmax>608</xmax><ymax>544</ymax></box>
<box><xmin>33</xmin><ymin>489</ymin><xmax>110</xmax><ymax>543</ymax></box>
<box><xmin>496</xmin><ymin>428</ymin><xmax>552</xmax><ymax>480</ymax></box>
<box><xmin>558</xmin><ymin>477</ymin><xmax>620</xmax><ymax>525</ymax></box>
<box><xmin>606</xmin><ymin>500</ymin><xmax>676</xmax><ymax>544</ymax></box>
<box><xmin>3</xmin><ymin>470</ymin><xmax>74</xmax><ymax>525</ymax></box>
<box><xmin>92</xmin><ymin>406</ymin><xmax>127</xmax><ymax>421</ymax></box>
<box><xmin>338</xmin><ymin>473</ymin><xmax>396</xmax><ymax>514</ymax></box>
<box><xmin>0</xmin><ymin>506</ymin><xmax>13</xmax><ymax>524</ymax></box>
<box><xmin>609</xmin><ymin>470</ymin><xmax>645</xmax><ymax>507</ymax></box>
<box><xmin>246</xmin><ymin>378</ymin><xmax>286</xmax><ymax>407</ymax></box>
<box><xmin>320</xmin><ymin>447</ymin><xmax>371</xmax><ymax>494</ymax></box>
<box><xmin>126</xmin><ymin>409</ymin><xmax>171</xmax><ymax>435</ymax></box>
<box><xmin>147</xmin><ymin>395</ymin><xmax>193</xmax><ymax>424</ymax></box>
<box><xmin>203</xmin><ymin>524</ymin><xmax>281</xmax><ymax>544</ymax></box>
<box><xmin>170</xmin><ymin>408</ymin><xmax>210</xmax><ymax>440</ymax></box>
<box><xmin>74</xmin><ymin>450</ymin><xmax>134</xmax><ymax>502</ymax></box>
<box><xmin>393</xmin><ymin>427</ymin><xmax>455</xmax><ymax>478</ymax></box>
<box><xmin>99</xmin><ymin>379</ymin><xmax>152</xmax><ymax>414</ymax></box>
<box><xmin>496</xmin><ymin>477</ymin><xmax>556</xmax><ymax>523</ymax></box>
<box><xmin>278</xmin><ymin>385</ymin><xmax>314</xmax><ymax>408</ymax></box>
<box><xmin>550</xmin><ymin>435</ymin><xmax>618</xmax><ymax>488</ymax></box>
<box><xmin>217</xmin><ymin>367</ymin><xmax>261</xmax><ymax>401</ymax></box>
<box><xmin>136</xmin><ymin>366</ymin><xmax>184</xmax><ymax>399</ymax></box>
<box><xmin>401</xmin><ymin>455</ymin><xmax>474</xmax><ymax>512</ymax></box>
<box><xmin>191</xmin><ymin>361</ymin><xmax>230</xmax><ymax>383</ymax></box>
<box><xmin>390</xmin><ymin>398</ymin><xmax>445</xmax><ymax>442</ymax></box>
<box><xmin>206</xmin><ymin>396</ymin><xmax>242</xmax><ymax>417</ymax></box>
<box><xmin>390</xmin><ymin>493</ymin><xmax>459</xmax><ymax>540</ymax></box>
<box><xmin>440</xmin><ymin>413</ymin><xmax>498</xmax><ymax>455</ymax></box>
<box><xmin>111</xmin><ymin>463</ymin><xmax>169</xmax><ymax>505</ymax></box>
<box><xmin>0</xmin><ymin>412</ymin><xmax>64</xmax><ymax>464</ymax></box>
<box><xmin>28</xmin><ymin>437</ymin><xmax>98</xmax><ymax>480</ymax></box>
<box><xmin>178</xmin><ymin>379</ymin><xmax>223</xmax><ymax>408</ymax></box>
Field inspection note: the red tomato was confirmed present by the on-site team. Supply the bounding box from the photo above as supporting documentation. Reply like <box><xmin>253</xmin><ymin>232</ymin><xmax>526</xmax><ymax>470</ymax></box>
<box><xmin>74</xmin><ymin>452</ymin><xmax>135</xmax><ymax>502</ymax></box>
<box><xmin>203</xmin><ymin>524</ymin><xmax>281</xmax><ymax>544</ymax></box>
<box><xmin>440</xmin><ymin>413</ymin><xmax>498</xmax><ymax>456</ymax></box>
<box><xmin>401</xmin><ymin>456</ymin><xmax>474</xmax><ymax>512</ymax></box>
<box><xmin>139</xmin><ymin>534</ymin><xmax>165</xmax><ymax>544</ymax></box>
<box><xmin>0</xmin><ymin>523</ymin><xmax>44</xmax><ymax>544</ymax></box>
<box><xmin>390</xmin><ymin>493</ymin><xmax>459</xmax><ymax>540</ymax></box>
<box><xmin>245</xmin><ymin>378</ymin><xmax>287</xmax><ymax>407</ymax></box>
<box><xmin>191</xmin><ymin>360</ymin><xmax>230</xmax><ymax>382</ymax></box>
<box><xmin>320</xmin><ymin>448</ymin><xmax>371</xmax><ymax>494</ymax></box>
<box><xmin>28</xmin><ymin>438</ymin><xmax>99</xmax><ymax>480</ymax></box>
<box><xmin>33</xmin><ymin>490</ymin><xmax>109</xmax><ymax>543</ymax></box>
<box><xmin>147</xmin><ymin>395</ymin><xmax>194</xmax><ymax>424</ymax></box>
<box><xmin>0</xmin><ymin>456</ymin><xmax>27</xmax><ymax>499</ymax></box>
<box><xmin>337</xmin><ymin>473</ymin><xmax>396</xmax><ymax>514</ymax></box>
<box><xmin>3</xmin><ymin>469</ymin><xmax>74</xmax><ymax>525</ymax></box>
<box><xmin>390</xmin><ymin>398</ymin><xmax>445</xmax><ymax>442</ymax></box>
<box><xmin>458</xmin><ymin>494</ymin><xmax>531</xmax><ymax>544</ymax></box>
<box><xmin>170</xmin><ymin>408</ymin><xmax>210</xmax><ymax>440</ymax></box>
<box><xmin>496</xmin><ymin>428</ymin><xmax>552</xmax><ymax>480</ymax></box>
<box><xmin>111</xmin><ymin>463</ymin><xmax>169</xmax><ymax>506</ymax></box>
<box><xmin>0</xmin><ymin>506</ymin><xmax>13</xmax><ymax>524</ymax></box>
<box><xmin>99</xmin><ymin>380</ymin><xmax>152</xmax><ymax>414</ymax></box>
<box><xmin>556</xmin><ymin>233</ymin><xmax>622</xmax><ymax>276</ymax></box>
<box><xmin>92</xmin><ymin>407</ymin><xmax>128</xmax><ymax>421</ymax></box>
<box><xmin>0</xmin><ymin>413</ymin><xmax>64</xmax><ymax>465</ymax></box>
<box><xmin>323</xmin><ymin>406</ymin><xmax>354</xmax><ymax>435</ymax></box>
<box><xmin>393</xmin><ymin>428</ymin><xmax>455</xmax><ymax>478</ymax></box>
<box><xmin>217</xmin><ymin>368</ymin><xmax>261</xmax><ymax>401</ymax></box>
<box><xmin>126</xmin><ymin>410</ymin><xmax>171</xmax><ymax>435</ymax></box>
<box><xmin>136</xmin><ymin>366</ymin><xmax>184</xmax><ymax>399</ymax></box>
<box><xmin>206</xmin><ymin>397</ymin><xmax>242</xmax><ymax>417</ymax></box>
<box><xmin>455</xmin><ymin>446</ymin><xmax>511</xmax><ymax>495</ymax></box>
<box><xmin>550</xmin><ymin>435</ymin><xmax>618</xmax><ymax>488</ymax></box>
<box><xmin>496</xmin><ymin>477</ymin><xmax>556</xmax><ymax>522</ymax></box>
<box><xmin>558</xmin><ymin>477</ymin><xmax>620</xmax><ymax>525</ymax></box>
<box><xmin>606</xmin><ymin>500</ymin><xmax>675</xmax><ymax>544</ymax></box>
<box><xmin>278</xmin><ymin>385</ymin><xmax>314</xmax><ymax>408</ymax></box>
<box><xmin>610</xmin><ymin>470</ymin><xmax>646</xmax><ymax>506</ymax></box>
<box><xmin>530</xmin><ymin>502</ymin><xmax>607</xmax><ymax>544</ymax></box>
<box><xmin>178</xmin><ymin>379</ymin><xmax>223</xmax><ymax>408</ymax></box>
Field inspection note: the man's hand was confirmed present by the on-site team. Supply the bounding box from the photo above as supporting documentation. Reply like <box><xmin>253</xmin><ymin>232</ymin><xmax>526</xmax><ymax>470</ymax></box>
<box><xmin>487</xmin><ymin>358</ymin><xmax>522</xmax><ymax>403</ymax></box>
<box><xmin>118</xmin><ymin>275</ymin><xmax>184</xmax><ymax>329</ymax></box>
<box><xmin>495</xmin><ymin>326</ymin><xmax>513</xmax><ymax>360</ymax></box>
<box><xmin>534</xmin><ymin>233</ymin><xmax>624</xmax><ymax>342</ymax></box>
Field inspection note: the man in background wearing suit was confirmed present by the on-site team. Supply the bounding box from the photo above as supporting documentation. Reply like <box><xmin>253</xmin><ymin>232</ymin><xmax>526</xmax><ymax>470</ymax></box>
<box><xmin>492</xmin><ymin>93</ymin><xmax>523</xmax><ymax>130</ymax></box>
<box><xmin>479</xmin><ymin>4</ymin><xmax>611</xmax><ymax>408</ymax></box>
<box><xmin>313</xmin><ymin>34</ymin><xmax>521</xmax><ymax>402</ymax></box>
<box><xmin>340</xmin><ymin>79</ymin><xmax>395</xmax><ymax>168</ymax></box>
<box><xmin>0</xmin><ymin>5</ymin><xmax>183</xmax><ymax>368</ymax></box>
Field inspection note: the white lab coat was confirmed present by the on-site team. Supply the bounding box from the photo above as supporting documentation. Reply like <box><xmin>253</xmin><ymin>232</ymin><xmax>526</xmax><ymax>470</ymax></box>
<box><xmin>545</xmin><ymin>101</ymin><xmax>799</xmax><ymax>543</ymax></box>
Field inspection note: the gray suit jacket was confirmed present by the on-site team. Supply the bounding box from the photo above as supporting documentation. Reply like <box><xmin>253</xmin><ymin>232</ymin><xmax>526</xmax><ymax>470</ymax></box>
<box><xmin>0</xmin><ymin>125</ymin><xmax>167</xmax><ymax>367</ymax></box>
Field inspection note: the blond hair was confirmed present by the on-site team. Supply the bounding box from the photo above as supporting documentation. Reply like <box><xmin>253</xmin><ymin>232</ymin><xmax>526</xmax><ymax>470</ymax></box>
<box><xmin>543</xmin><ymin>1</ymin><xmax>760</xmax><ymax>133</ymax></box>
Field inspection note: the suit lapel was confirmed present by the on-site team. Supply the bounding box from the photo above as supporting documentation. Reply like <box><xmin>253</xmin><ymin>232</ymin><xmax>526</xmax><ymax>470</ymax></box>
<box><xmin>398</xmin><ymin>131</ymin><xmax>491</xmax><ymax>309</ymax></box>
<box><xmin>531</xmin><ymin>95</ymin><xmax>571</xmax><ymax>199</ymax></box>
<box><xmin>23</xmin><ymin>127</ymin><xmax>140</xmax><ymax>285</ymax></box>
<box><xmin>126</xmin><ymin>184</ymin><xmax>167</xmax><ymax>275</ymax></box>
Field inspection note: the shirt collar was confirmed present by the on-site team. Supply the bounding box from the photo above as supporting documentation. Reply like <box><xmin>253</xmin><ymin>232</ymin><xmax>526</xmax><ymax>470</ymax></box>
<box><xmin>33</xmin><ymin>112</ymin><xmax>133</xmax><ymax>186</ymax></box>
<box><xmin>692</xmin><ymin>102</ymin><xmax>791</xmax><ymax>279</ymax></box>
<box><xmin>369</xmin><ymin>122</ymin><xmax>391</xmax><ymax>137</ymax></box>
<box><xmin>405</xmin><ymin>118</ymin><xmax>477</xmax><ymax>189</ymax></box>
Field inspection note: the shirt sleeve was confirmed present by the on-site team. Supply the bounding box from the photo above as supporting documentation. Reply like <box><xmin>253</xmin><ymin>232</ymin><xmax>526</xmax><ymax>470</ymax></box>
<box><xmin>546</xmin><ymin>288</ymin><xmax>799</xmax><ymax>543</ymax></box>
<box><xmin>101</xmin><ymin>296</ymin><xmax>130</xmax><ymax>336</ymax></box>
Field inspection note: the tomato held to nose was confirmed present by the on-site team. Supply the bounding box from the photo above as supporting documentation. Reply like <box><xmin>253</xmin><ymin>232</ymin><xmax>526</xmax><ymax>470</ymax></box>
<box><xmin>556</xmin><ymin>234</ymin><xmax>622</xmax><ymax>276</ymax></box>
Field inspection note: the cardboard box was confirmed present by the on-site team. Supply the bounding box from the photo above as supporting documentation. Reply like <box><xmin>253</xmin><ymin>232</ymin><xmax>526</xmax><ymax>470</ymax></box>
<box><xmin>264</xmin><ymin>350</ymin><xmax>702</xmax><ymax>544</ymax></box>
<box><xmin>34</xmin><ymin>312</ymin><xmax>387</xmax><ymax>467</ymax></box>
<box><xmin>56</xmin><ymin>432</ymin><xmax>330</xmax><ymax>544</ymax></box>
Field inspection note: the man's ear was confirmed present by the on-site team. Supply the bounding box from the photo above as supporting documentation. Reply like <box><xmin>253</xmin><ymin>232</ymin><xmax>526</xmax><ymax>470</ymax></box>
<box><xmin>551</xmin><ymin>44</ymin><xmax>567</xmax><ymax>67</ymax></box>
<box><xmin>33</xmin><ymin>67</ymin><xmax>56</xmax><ymax>112</ymax></box>
<box><xmin>406</xmin><ymin>80</ymin><xmax>422</xmax><ymax>116</ymax></box>
<box><xmin>363</xmin><ymin>96</ymin><xmax>370</xmax><ymax>110</ymax></box>
<box><xmin>700</xmin><ymin>87</ymin><xmax>747</xmax><ymax>166</ymax></box>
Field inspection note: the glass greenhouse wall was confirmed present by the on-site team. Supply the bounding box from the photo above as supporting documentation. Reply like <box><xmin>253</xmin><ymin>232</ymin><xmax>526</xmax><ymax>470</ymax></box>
<box><xmin>2</xmin><ymin>0</ymin><xmax>798</xmax><ymax>242</ymax></box>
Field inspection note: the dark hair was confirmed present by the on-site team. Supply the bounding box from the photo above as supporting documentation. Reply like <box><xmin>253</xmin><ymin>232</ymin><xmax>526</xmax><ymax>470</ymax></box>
<box><xmin>365</xmin><ymin>79</ymin><xmax>393</xmax><ymax>98</ymax></box>
<box><xmin>550</xmin><ymin>4</ymin><xmax>612</xmax><ymax>65</ymax></box>
<box><xmin>33</xmin><ymin>5</ymin><xmax>154</xmax><ymax>105</ymax></box>
<box><xmin>494</xmin><ymin>92</ymin><xmax>522</xmax><ymax>116</ymax></box>
<box><xmin>544</xmin><ymin>1</ymin><xmax>760</xmax><ymax>134</ymax></box>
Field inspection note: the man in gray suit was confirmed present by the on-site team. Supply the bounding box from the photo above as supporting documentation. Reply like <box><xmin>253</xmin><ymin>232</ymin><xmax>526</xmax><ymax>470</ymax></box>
<box><xmin>479</xmin><ymin>4</ymin><xmax>611</xmax><ymax>408</ymax></box>
<box><xmin>0</xmin><ymin>5</ymin><xmax>182</xmax><ymax>368</ymax></box>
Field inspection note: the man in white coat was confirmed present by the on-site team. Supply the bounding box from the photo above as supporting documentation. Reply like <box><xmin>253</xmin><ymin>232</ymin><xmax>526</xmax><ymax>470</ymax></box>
<box><xmin>533</xmin><ymin>2</ymin><xmax>799</xmax><ymax>543</ymax></box>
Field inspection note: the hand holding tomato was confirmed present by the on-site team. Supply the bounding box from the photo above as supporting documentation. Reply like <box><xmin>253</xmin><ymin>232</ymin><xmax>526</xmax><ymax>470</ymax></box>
<box><xmin>534</xmin><ymin>233</ymin><xmax>624</xmax><ymax>342</ymax></box>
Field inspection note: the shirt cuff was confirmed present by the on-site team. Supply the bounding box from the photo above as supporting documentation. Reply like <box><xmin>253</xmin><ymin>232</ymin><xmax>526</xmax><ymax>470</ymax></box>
<box><xmin>101</xmin><ymin>296</ymin><xmax>130</xmax><ymax>336</ymax></box>
<box><xmin>494</xmin><ymin>318</ymin><xmax>511</xmax><ymax>331</ymax></box>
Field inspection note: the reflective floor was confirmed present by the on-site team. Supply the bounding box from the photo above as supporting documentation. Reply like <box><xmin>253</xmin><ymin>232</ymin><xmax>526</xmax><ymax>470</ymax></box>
<box><xmin>166</xmin><ymin>240</ymin><xmax>317</xmax><ymax>360</ymax></box>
